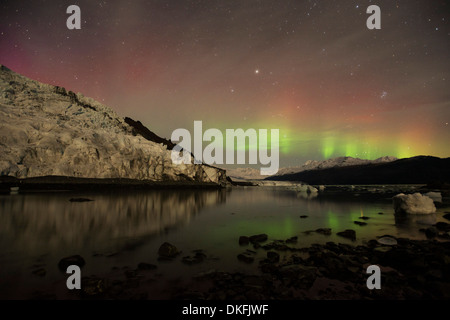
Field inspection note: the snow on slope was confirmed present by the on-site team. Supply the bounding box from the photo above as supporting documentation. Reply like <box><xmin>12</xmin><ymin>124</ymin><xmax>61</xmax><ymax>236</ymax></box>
<box><xmin>0</xmin><ymin>65</ymin><xmax>225</xmax><ymax>185</ymax></box>
<box><xmin>273</xmin><ymin>156</ymin><xmax>398</xmax><ymax>177</ymax></box>
<box><xmin>225</xmin><ymin>167</ymin><xmax>266</xmax><ymax>180</ymax></box>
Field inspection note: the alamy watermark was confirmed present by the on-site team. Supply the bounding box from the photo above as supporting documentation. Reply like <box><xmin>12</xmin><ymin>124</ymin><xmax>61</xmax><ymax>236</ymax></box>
<box><xmin>66</xmin><ymin>5</ymin><xmax>380</xmax><ymax>30</ymax></box>
<box><xmin>170</xmin><ymin>121</ymin><xmax>279</xmax><ymax>175</ymax></box>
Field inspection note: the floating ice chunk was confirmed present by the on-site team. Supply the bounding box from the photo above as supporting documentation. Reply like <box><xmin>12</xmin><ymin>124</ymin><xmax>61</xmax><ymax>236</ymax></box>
<box><xmin>424</xmin><ymin>192</ymin><xmax>442</xmax><ymax>203</ymax></box>
<box><xmin>392</xmin><ymin>193</ymin><xmax>436</xmax><ymax>215</ymax></box>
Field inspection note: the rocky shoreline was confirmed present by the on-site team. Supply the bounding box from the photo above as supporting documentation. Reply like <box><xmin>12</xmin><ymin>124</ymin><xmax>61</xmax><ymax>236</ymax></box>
<box><xmin>33</xmin><ymin>226</ymin><xmax>450</xmax><ymax>300</ymax></box>
<box><xmin>0</xmin><ymin>176</ymin><xmax>224</xmax><ymax>193</ymax></box>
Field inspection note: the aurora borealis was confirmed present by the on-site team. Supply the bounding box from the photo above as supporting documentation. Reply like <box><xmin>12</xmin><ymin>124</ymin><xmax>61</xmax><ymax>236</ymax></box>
<box><xmin>1</xmin><ymin>0</ymin><xmax>449</xmax><ymax>166</ymax></box>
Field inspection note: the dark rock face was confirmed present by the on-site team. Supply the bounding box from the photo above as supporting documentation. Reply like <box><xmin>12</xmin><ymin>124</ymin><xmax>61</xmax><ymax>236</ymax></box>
<box><xmin>58</xmin><ymin>255</ymin><xmax>85</xmax><ymax>271</ymax></box>
<box><xmin>157</xmin><ymin>242</ymin><xmax>180</xmax><ymax>259</ymax></box>
<box><xmin>124</xmin><ymin>117</ymin><xmax>175</xmax><ymax>150</ymax></box>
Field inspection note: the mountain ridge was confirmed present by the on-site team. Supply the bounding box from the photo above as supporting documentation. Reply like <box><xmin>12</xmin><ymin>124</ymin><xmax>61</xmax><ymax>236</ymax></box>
<box><xmin>265</xmin><ymin>155</ymin><xmax>450</xmax><ymax>184</ymax></box>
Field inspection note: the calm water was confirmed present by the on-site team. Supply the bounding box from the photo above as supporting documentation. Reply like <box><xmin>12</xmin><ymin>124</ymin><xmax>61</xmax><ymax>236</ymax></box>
<box><xmin>0</xmin><ymin>186</ymin><xmax>448</xmax><ymax>299</ymax></box>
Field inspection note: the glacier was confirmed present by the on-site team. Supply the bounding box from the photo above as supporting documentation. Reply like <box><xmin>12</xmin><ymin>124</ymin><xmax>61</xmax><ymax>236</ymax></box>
<box><xmin>0</xmin><ymin>65</ymin><xmax>226</xmax><ymax>186</ymax></box>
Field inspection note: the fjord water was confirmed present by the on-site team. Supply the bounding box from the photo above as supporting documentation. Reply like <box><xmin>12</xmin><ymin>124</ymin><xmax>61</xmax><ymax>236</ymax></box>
<box><xmin>0</xmin><ymin>187</ymin><xmax>447</xmax><ymax>298</ymax></box>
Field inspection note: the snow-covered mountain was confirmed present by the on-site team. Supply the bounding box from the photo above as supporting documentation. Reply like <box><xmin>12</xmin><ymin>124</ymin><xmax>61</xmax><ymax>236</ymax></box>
<box><xmin>224</xmin><ymin>167</ymin><xmax>266</xmax><ymax>180</ymax></box>
<box><xmin>0</xmin><ymin>65</ymin><xmax>226</xmax><ymax>185</ymax></box>
<box><xmin>272</xmin><ymin>156</ymin><xmax>397</xmax><ymax>177</ymax></box>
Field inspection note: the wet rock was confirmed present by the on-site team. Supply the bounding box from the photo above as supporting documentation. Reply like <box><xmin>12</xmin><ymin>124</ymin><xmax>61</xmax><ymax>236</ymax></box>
<box><xmin>58</xmin><ymin>255</ymin><xmax>85</xmax><ymax>271</ymax></box>
<box><xmin>299</xmin><ymin>215</ymin><xmax>308</xmax><ymax>219</ymax></box>
<box><xmin>124</xmin><ymin>270</ymin><xmax>138</xmax><ymax>278</ymax></box>
<box><xmin>253</xmin><ymin>243</ymin><xmax>261</xmax><ymax>249</ymax></box>
<box><xmin>354</xmin><ymin>221</ymin><xmax>367</xmax><ymax>226</ymax></box>
<box><xmin>182</xmin><ymin>252</ymin><xmax>207</xmax><ymax>265</ymax></box>
<box><xmin>434</xmin><ymin>222</ymin><xmax>450</xmax><ymax>232</ymax></box>
<box><xmin>315</xmin><ymin>228</ymin><xmax>332</xmax><ymax>235</ymax></box>
<box><xmin>377</xmin><ymin>237</ymin><xmax>398</xmax><ymax>246</ymax></box>
<box><xmin>239</xmin><ymin>236</ymin><xmax>249</xmax><ymax>245</ymax></box>
<box><xmin>81</xmin><ymin>276</ymin><xmax>105</xmax><ymax>298</ymax></box>
<box><xmin>425</xmin><ymin>227</ymin><xmax>438</xmax><ymax>239</ymax></box>
<box><xmin>267</xmin><ymin>251</ymin><xmax>280</xmax><ymax>263</ymax></box>
<box><xmin>137</xmin><ymin>262</ymin><xmax>157</xmax><ymax>270</ymax></box>
<box><xmin>158</xmin><ymin>242</ymin><xmax>180</xmax><ymax>259</ymax></box>
<box><xmin>69</xmin><ymin>198</ymin><xmax>93</xmax><ymax>202</ymax></box>
<box><xmin>285</xmin><ymin>236</ymin><xmax>298</xmax><ymax>244</ymax></box>
<box><xmin>249</xmin><ymin>234</ymin><xmax>268</xmax><ymax>243</ymax></box>
<box><xmin>32</xmin><ymin>268</ymin><xmax>46</xmax><ymax>277</ymax></box>
<box><xmin>337</xmin><ymin>229</ymin><xmax>356</xmax><ymax>241</ymax></box>
<box><xmin>278</xmin><ymin>265</ymin><xmax>317</xmax><ymax>289</ymax></box>
<box><xmin>237</xmin><ymin>253</ymin><xmax>254</xmax><ymax>263</ymax></box>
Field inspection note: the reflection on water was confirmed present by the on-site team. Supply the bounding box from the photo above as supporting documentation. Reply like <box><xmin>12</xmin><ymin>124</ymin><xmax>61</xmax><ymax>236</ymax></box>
<box><xmin>0</xmin><ymin>186</ymin><xmax>448</xmax><ymax>299</ymax></box>
<box><xmin>0</xmin><ymin>190</ymin><xmax>226</xmax><ymax>256</ymax></box>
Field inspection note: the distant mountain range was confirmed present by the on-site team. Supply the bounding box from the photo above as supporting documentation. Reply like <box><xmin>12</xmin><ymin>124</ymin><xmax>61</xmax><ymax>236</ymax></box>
<box><xmin>265</xmin><ymin>156</ymin><xmax>450</xmax><ymax>185</ymax></box>
<box><xmin>273</xmin><ymin>156</ymin><xmax>398</xmax><ymax>177</ymax></box>
<box><xmin>226</xmin><ymin>156</ymin><xmax>398</xmax><ymax>180</ymax></box>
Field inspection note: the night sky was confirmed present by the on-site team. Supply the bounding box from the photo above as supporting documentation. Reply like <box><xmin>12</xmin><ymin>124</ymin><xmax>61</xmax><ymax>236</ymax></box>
<box><xmin>1</xmin><ymin>0</ymin><xmax>449</xmax><ymax>167</ymax></box>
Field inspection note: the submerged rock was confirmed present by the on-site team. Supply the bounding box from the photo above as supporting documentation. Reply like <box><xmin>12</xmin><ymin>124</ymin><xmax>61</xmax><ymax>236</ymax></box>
<box><xmin>393</xmin><ymin>193</ymin><xmax>436</xmax><ymax>215</ymax></box>
<box><xmin>286</xmin><ymin>236</ymin><xmax>298</xmax><ymax>244</ymax></box>
<box><xmin>424</xmin><ymin>227</ymin><xmax>438</xmax><ymax>239</ymax></box>
<box><xmin>267</xmin><ymin>251</ymin><xmax>280</xmax><ymax>263</ymax></box>
<box><xmin>377</xmin><ymin>237</ymin><xmax>398</xmax><ymax>246</ymax></box>
<box><xmin>337</xmin><ymin>229</ymin><xmax>356</xmax><ymax>241</ymax></box>
<box><xmin>249</xmin><ymin>234</ymin><xmax>268</xmax><ymax>243</ymax></box>
<box><xmin>58</xmin><ymin>255</ymin><xmax>85</xmax><ymax>271</ymax></box>
<box><xmin>32</xmin><ymin>268</ymin><xmax>46</xmax><ymax>277</ymax></box>
<box><xmin>239</xmin><ymin>236</ymin><xmax>249</xmax><ymax>245</ymax></box>
<box><xmin>299</xmin><ymin>215</ymin><xmax>308</xmax><ymax>219</ymax></box>
<box><xmin>182</xmin><ymin>251</ymin><xmax>207</xmax><ymax>265</ymax></box>
<box><xmin>434</xmin><ymin>222</ymin><xmax>450</xmax><ymax>232</ymax></box>
<box><xmin>237</xmin><ymin>253</ymin><xmax>254</xmax><ymax>263</ymax></box>
<box><xmin>158</xmin><ymin>242</ymin><xmax>180</xmax><ymax>259</ymax></box>
<box><xmin>137</xmin><ymin>263</ymin><xmax>157</xmax><ymax>270</ymax></box>
<box><xmin>354</xmin><ymin>221</ymin><xmax>367</xmax><ymax>226</ymax></box>
<box><xmin>81</xmin><ymin>276</ymin><xmax>105</xmax><ymax>298</ymax></box>
<box><xmin>315</xmin><ymin>228</ymin><xmax>332</xmax><ymax>235</ymax></box>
